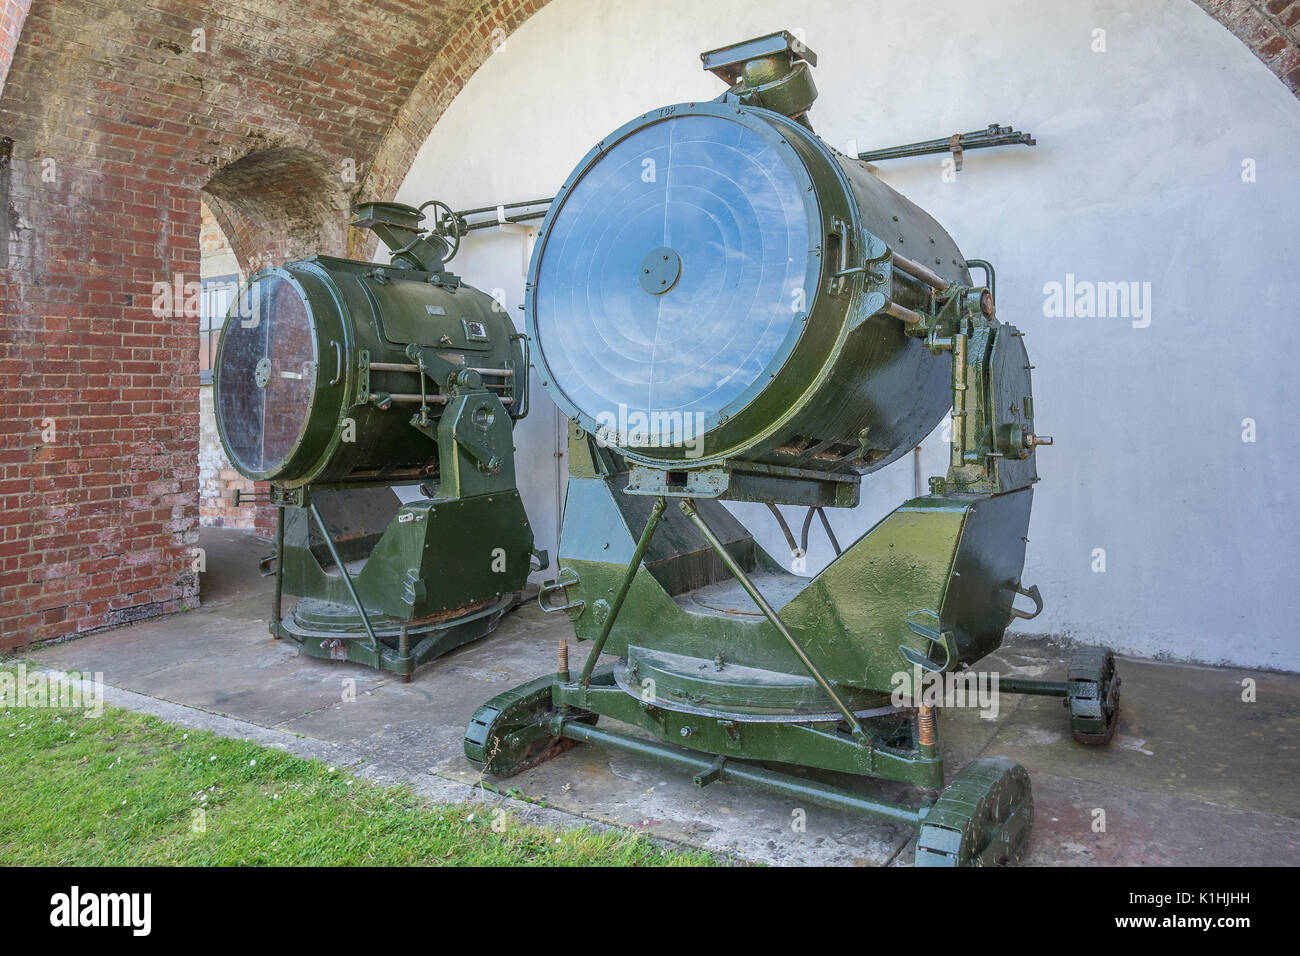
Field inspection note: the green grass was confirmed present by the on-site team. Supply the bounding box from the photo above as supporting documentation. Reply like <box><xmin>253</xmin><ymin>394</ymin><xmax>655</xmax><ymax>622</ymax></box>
<box><xmin>0</xmin><ymin>672</ymin><xmax>717</xmax><ymax>866</ymax></box>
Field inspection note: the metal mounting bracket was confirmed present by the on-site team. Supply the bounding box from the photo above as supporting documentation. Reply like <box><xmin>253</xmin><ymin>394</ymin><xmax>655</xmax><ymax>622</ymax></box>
<box><xmin>1005</xmin><ymin>583</ymin><xmax>1044</xmax><ymax>621</ymax></box>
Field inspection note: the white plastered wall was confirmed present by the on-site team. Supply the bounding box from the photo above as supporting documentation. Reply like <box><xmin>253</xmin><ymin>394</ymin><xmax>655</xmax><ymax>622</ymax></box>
<box><xmin>397</xmin><ymin>0</ymin><xmax>1300</xmax><ymax>671</ymax></box>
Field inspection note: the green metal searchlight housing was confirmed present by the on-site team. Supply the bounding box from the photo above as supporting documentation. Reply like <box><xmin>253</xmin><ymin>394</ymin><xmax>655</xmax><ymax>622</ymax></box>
<box><xmin>470</xmin><ymin>31</ymin><xmax>1122</xmax><ymax>865</ymax></box>
<box><xmin>216</xmin><ymin>202</ymin><xmax>527</xmax><ymax>490</ymax></box>
<box><xmin>528</xmin><ymin>98</ymin><xmax>957</xmax><ymax>508</ymax></box>
<box><xmin>214</xmin><ymin>201</ymin><xmax>545</xmax><ymax>680</ymax></box>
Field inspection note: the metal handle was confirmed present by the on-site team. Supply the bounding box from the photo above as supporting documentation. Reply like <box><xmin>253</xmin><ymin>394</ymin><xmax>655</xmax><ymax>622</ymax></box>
<box><xmin>511</xmin><ymin>332</ymin><xmax>530</xmax><ymax>419</ymax></box>
<box><xmin>965</xmin><ymin>258</ymin><xmax>996</xmax><ymax>303</ymax></box>
<box><xmin>329</xmin><ymin>340</ymin><xmax>342</xmax><ymax>385</ymax></box>
<box><xmin>1005</xmin><ymin>583</ymin><xmax>1044</xmax><ymax>621</ymax></box>
<box><xmin>827</xmin><ymin>216</ymin><xmax>853</xmax><ymax>295</ymax></box>
<box><xmin>538</xmin><ymin>567</ymin><xmax>584</xmax><ymax>615</ymax></box>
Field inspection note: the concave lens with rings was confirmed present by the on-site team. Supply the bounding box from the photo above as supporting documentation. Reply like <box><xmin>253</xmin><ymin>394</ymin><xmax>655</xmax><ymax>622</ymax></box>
<box><xmin>532</xmin><ymin>114</ymin><xmax>813</xmax><ymax>448</ymax></box>
<box><xmin>215</xmin><ymin>274</ymin><xmax>318</xmax><ymax>478</ymax></box>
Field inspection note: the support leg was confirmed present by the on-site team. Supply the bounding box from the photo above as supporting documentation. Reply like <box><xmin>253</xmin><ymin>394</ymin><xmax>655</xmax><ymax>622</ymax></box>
<box><xmin>577</xmin><ymin>496</ymin><xmax>666</xmax><ymax>688</ymax></box>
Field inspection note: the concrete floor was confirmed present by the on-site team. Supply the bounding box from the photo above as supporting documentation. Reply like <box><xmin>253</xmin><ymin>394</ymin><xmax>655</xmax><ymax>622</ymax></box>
<box><xmin>19</xmin><ymin>528</ymin><xmax>1300</xmax><ymax>866</ymax></box>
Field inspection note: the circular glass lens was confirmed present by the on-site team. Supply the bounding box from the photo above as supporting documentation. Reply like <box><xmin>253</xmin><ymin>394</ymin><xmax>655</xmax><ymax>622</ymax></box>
<box><xmin>215</xmin><ymin>274</ymin><xmax>317</xmax><ymax>476</ymax></box>
<box><xmin>533</xmin><ymin>113</ymin><xmax>812</xmax><ymax>448</ymax></box>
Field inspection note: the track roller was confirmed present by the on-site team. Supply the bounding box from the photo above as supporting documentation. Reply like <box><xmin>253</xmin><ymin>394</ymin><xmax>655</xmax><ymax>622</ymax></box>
<box><xmin>464</xmin><ymin>675</ymin><xmax>596</xmax><ymax>777</ymax></box>
<box><xmin>915</xmin><ymin>757</ymin><xmax>1033</xmax><ymax>866</ymax></box>
<box><xmin>1067</xmin><ymin>645</ymin><xmax>1120</xmax><ymax>745</ymax></box>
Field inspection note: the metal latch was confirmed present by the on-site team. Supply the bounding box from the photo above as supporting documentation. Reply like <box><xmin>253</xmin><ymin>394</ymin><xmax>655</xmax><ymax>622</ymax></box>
<box><xmin>538</xmin><ymin>567</ymin><xmax>584</xmax><ymax>616</ymax></box>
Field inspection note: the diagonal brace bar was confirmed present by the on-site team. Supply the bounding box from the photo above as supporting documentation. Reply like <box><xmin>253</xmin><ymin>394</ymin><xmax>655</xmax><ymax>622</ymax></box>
<box><xmin>309</xmin><ymin>502</ymin><xmax>379</xmax><ymax>651</ymax></box>
<box><xmin>577</xmin><ymin>496</ymin><xmax>667</xmax><ymax>688</ymax></box>
<box><xmin>678</xmin><ymin>498</ymin><xmax>866</xmax><ymax>740</ymax></box>
<box><xmin>271</xmin><ymin>505</ymin><xmax>285</xmax><ymax>639</ymax></box>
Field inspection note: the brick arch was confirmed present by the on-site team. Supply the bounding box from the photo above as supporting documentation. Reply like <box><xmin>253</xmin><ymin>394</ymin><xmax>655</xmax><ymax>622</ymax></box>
<box><xmin>203</xmin><ymin>146</ymin><xmax>354</xmax><ymax>273</ymax></box>
<box><xmin>1193</xmin><ymin>1</ymin><xmax>1300</xmax><ymax>94</ymax></box>
<box><xmin>357</xmin><ymin>0</ymin><xmax>542</xmax><ymax>253</ymax></box>
<box><xmin>0</xmin><ymin>0</ymin><xmax>1295</xmax><ymax>648</ymax></box>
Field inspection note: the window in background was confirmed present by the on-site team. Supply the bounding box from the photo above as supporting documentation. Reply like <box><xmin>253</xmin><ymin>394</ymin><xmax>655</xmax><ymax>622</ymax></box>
<box><xmin>199</xmin><ymin>274</ymin><xmax>239</xmax><ymax>384</ymax></box>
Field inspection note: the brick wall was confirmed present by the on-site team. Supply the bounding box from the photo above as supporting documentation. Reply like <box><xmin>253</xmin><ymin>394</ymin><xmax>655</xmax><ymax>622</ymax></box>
<box><xmin>0</xmin><ymin>0</ymin><xmax>1295</xmax><ymax>651</ymax></box>
<box><xmin>198</xmin><ymin>386</ymin><xmax>255</xmax><ymax>529</ymax></box>
<box><xmin>358</xmin><ymin>0</ymin><xmax>546</xmax><ymax>252</ymax></box>
<box><xmin>0</xmin><ymin>0</ymin><xmax>31</xmax><ymax>98</ymax></box>
<box><xmin>0</xmin><ymin>0</ymin><xmax>540</xmax><ymax>650</ymax></box>
<box><xmin>199</xmin><ymin>201</ymin><xmax>238</xmax><ymax>277</ymax></box>
<box><xmin>1194</xmin><ymin>1</ymin><xmax>1300</xmax><ymax>92</ymax></box>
